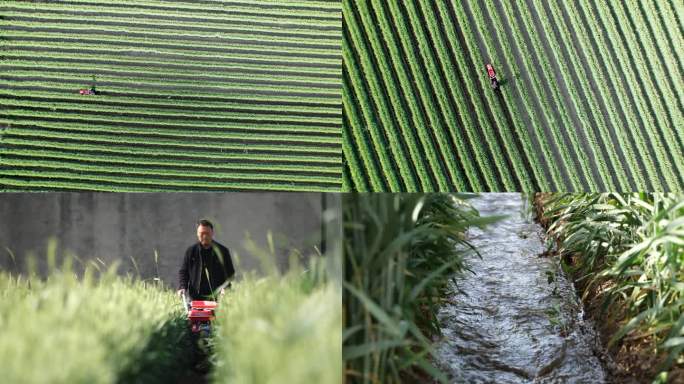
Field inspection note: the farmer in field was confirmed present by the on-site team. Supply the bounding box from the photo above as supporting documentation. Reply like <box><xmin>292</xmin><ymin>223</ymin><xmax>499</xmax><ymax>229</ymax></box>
<box><xmin>177</xmin><ymin>219</ymin><xmax>235</xmax><ymax>300</ymax></box>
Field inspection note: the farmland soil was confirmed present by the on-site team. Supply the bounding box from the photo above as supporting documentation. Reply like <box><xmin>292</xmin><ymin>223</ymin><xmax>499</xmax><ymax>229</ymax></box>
<box><xmin>435</xmin><ymin>193</ymin><xmax>607</xmax><ymax>383</ymax></box>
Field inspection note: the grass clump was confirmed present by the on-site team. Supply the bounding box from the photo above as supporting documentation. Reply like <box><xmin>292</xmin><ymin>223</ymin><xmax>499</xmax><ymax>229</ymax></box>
<box><xmin>542</xmin><ymin>193</ymin><xmax>683</xmax><ymax>382</ymax></box>
<box><xmin>0</xmin><ymin>262</ymin><xmax>191</xmax><ymax>384</ymax></box>
<box><xmin>211</xmin><ymin>255</ymin><xmax>341</xmax><ymax>384</ymax></box>
<box><xmin>343</xmin><ymin>193</ymin><xmax>497</xmax><ymax>383</ymax></box>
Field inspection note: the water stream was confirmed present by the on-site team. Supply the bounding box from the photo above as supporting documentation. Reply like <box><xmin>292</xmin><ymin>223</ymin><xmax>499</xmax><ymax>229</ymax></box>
<box><xmin>436</xmin><ymin>193</ymin><xmax>606</xmax><ymax>383</ymax></box>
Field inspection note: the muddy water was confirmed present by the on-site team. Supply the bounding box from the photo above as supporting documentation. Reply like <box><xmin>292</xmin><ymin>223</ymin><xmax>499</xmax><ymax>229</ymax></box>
<box><xmin>436</xmin><ymin>193</ymin><xmax>606</xmax><ymax>383</ymax></box>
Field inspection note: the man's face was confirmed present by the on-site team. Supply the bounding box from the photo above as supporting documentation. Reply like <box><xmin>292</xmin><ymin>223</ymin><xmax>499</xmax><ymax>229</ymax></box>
<box><xmin>197</xmin><ymin>225</ymin><xmax>214</xmax><ymax>247</ymax></box>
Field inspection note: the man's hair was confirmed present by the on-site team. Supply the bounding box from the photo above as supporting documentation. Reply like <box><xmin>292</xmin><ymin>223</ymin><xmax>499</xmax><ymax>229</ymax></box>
<box><xmin>197</xmin><ymin>219</ymin><xmax>214</xmax><ymax>230</ymax></box>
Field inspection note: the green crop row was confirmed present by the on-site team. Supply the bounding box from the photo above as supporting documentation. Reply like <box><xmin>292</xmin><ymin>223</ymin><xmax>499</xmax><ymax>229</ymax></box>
<box><xmin>610</xmin><ymin>1</ymin><xmax>684</xmax><ymax>183</ymax></box>
<box><xmin>212</xmin><ymin>268</ymin><xmax>341</xmax><ymax>383</ymax></box>
<box><xmin>426</xmin><ymin>1</ymin><xmax>525</xmax><ymax>191</ymax></box>
<box><xmin>597</xmin><ymin>0</ymin><xmax>679</xmax><ymax>179</ymax></box>
<box><xmin>0</xmin><ymin>21</ymin><xmax>340</xmax><ymax>53</ymax></box>
<box><xmin>0</xmin><ymin>60</ymin><xmax>341</xmax><ymax>88</ymax></box>
<box><xmin>0</xmin><ymin>11</ymin><xmax>341</xmax><ymax>39</ymax></box>
<box><xmin>511</xmin><ymin>1</ymin><xmax>599</xmax><ymax>190</ymax></box>
<box><xmin>574</xmin><ymin>1</ymin><xmax>662</xmax><ymax>189</ymax></box>
<box><xmin>558</xmin><ymin>0</ymin><xmax>648</xmax><ymax>190</ymax></box>
<box><xmin>341</xmin><ymin>124</ymin><xmax>369</xmax><ymax>191</ymax></box>
<box><xmin>353</xmin><ymin>1</ymin><xmax>433</xmax><ymax>190</ymax></box>
<box><xmin>0</xmin><ymin>79</ymin><xmax>341</xmax><ymax>108</ymax></box>
<box><xmin>0</xmin><ymin>88</ymin><xmax>341</xmax><ymax>117</ymax></box>
<box><xmin>0</xmin><ymin>46</ymin><xmax>340</xmax><ymax>78</ymax></box>
<box><xmin>585</xmin><ymin>0</ymin><xmax>677</xmax><ymax>189</ymax></box>
<box><xmin>2</xmin><ymin>70</ymin><xmax>341</xmax><ymax>98</ymax></box>
<box><xmin>1</xmin><ymin>0</ymin><xmax>342</xmax><ymax>192</ymax></box>
<box><xmin>0</xmin><ymin>270</ymin><xmax>192</xmax><ymax>384</ymax></box>
<box><xmin>0</xmin><ymin>147</ymin><xmax>340</xmax><ymax>174</ymax></box>
<box><xmin>454</xmin><ymin>0</ymin><xmax>551</xmax><ymax>191</ymax></box>
<box><xmin>402</xmin><ymin>0</ymin><xmax>495</xmax><ymax>190</ymax></box>
<box><xmin>2</xmin><ymin>30</ymin><xmax>340</xmax><ymax>58</ymax></box>
<box><xmin>342</xmin><ymin>0</ymin><xmax>682</xmax><ymax>191</ymax></box>
<box><xmin>384</xmin><ymin>0</ymin><xmax>469</xmax><ymax>189</ymax></box>
<box><xmin>342</xmin><ymin>72</ymin><xmax>387</xmax><ymax>191</ymax></box>
<box><xmin>633</xmin><ymin>1</ymin><xmax>684</xmax><ymax>138</ymax></box>
<box><xmin>368</xmin><ymin>0</ymin><xmax>453</xmax><ymax>190</ymax></box>
<box><xmin>465</xmin><ymin>0</ymin><xmax>568</xmax><ymax>189</ymax></box>
<box><xmin>2</xmin><ymin>0</ymin><xmax>341</xmax><ymax>18</ymax></box>
<box><xmin>463</xmin><ymin>0</ymin><xmax>560</xmax><ymax>190</ymax></box>
<box><xmin>1</xmin><ymin>136</ymin><xmax>341</xmax><ymax>164</ymax></box>
<box><xmin>2</xmin><ymin>115</ymin><xmax>340</xmax><ymax>146</ymax></box>
<box><xmin>0</xmin><ymin>169</ymin><xmax>340</xmax><ymax>192</ymax></box>
<box><xmin>3</xmin><ymin>127</ymin><xmax>339</xmax><ymax>155</ymax></box>
<box><xmin>342</xmin><ymin>26</ymin><xmax>404</xmax><ymax>191</ymax></box>
<box><xmin>603</xmin><ymin>1</ymin><xmax>681</xmax><ymax>182</ymax></box>
<box><xmin>530</xmin><ymin>0</ymin><xmax>619</xmax><ymax>190</ymax></box>
<box><xmin>2</xmin><ymin>42</ymin><xmax>340</xmax><ymax>72</ymax></box>
<box><xmin>1</xmin><ymin>104</ymin><xmax>340</xmax><ymax>136</ymax></box>
<box><xmin>0</xmin><ymin>245</ymin><xmax>342</xmax><ymax>382</ymax></box>
<box><xmin>1</xmin><ymin>2</ymin><xmax>341</xmax><ymax>28</ymax></box>
<box><xmin>0</xmin><ymin>158</ymin><xmax>340</xmax><ymax>185</ymax></box>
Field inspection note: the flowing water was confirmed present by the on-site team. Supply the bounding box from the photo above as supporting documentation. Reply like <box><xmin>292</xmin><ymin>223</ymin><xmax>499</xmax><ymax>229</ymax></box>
<box><xmin>436</xmin><ymin>193</ymin><xmax>606</xmax><ymax>383</ymax></box>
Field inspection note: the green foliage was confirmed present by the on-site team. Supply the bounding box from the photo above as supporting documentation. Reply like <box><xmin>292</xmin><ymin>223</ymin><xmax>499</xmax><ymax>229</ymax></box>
<box><xmin>343</xmin><ymin>193</ymin><xmax>499</xmax><ymax>383</ymax></box>
<box><xmin>343</xmin><ymin>0</ymin><xmax>683</xmax><ymax>191</ymax></box>
<box><xmin>0</xmin><ymin>267</ymin><xmax>191</xmax><ymax>384</ymax></box>
<box><xmin>0</xmin><ymin>231</ymin><xmax>342</xmax><ymax>384</ymax></box>
<box><xmin>0</xmin><ymin>0</ymin><xmax>342</xmax><ymax>192</ymax></box>
<box><xmin>542</xmin><ymin>193</ymin><xmax>684</xmax><ymax>378</ymax></box>
<box><xmin>211</xmin><ymin>267</ymin><xmax>341</xmax><ymax>384</ymax></box>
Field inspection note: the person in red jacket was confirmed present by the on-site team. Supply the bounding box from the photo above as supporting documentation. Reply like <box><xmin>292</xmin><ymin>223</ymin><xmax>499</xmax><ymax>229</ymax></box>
<box><xmin>177</xmin><ymin>219</ymin><xmax>235</xmax><ymax>301</ymax></box>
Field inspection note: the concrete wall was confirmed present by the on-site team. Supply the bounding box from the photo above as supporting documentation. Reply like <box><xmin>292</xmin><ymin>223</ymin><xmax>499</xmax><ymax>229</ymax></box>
<box><xmin>0</xmin><ymin>193</ymin><xmax>326</xmax><ymax>288</ymax></box>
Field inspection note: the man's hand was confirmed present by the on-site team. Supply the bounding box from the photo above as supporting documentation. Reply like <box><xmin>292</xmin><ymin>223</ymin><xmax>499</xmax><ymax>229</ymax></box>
<box><xmin>177</xmin><ymin>289</ymin><xmax>185</xmax><ymax>297</ymax></box>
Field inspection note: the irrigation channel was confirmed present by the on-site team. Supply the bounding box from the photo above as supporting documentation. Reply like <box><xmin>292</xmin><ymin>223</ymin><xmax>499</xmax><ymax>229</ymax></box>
<box><xmin>436</xmin><ymin>193</ymin><xmax>607</xmax><ymax>383</ymax></box>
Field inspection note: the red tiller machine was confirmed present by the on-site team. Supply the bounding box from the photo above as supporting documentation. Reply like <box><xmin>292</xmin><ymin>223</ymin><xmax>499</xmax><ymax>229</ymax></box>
<box><xmin>486</xmin><ymin>63</ymin><xmax>499</xmax><ymax>90</ymax></box>
<box><xmin>182</xmin><ymin>295</ymin><xmax>218</xmax><ymax>334</ymax></box>
<box><xmin>79</xmin><ymin>86</ymin><xmax>99</xmax><ymax>95</ymax></box>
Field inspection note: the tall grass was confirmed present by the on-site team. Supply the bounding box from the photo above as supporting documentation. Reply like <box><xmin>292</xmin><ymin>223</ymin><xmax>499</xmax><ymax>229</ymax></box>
<box><xmin>542</xmin><ymin>193</ymin><xmax>683</xmax><ymax>381</ymax></box>
<box><xmin>210</xmin><ymin>258</ymin><xmax>341</xmax><ymax>384</ymax></box>
<box><xmin>0</xmin><ymin>231</ymin><xmax>343</xmax><ymax>384</ymax></box>
<box><xmin>0</xmin><ymin>261</ymin><xmax>191</xmax><ymax>384</ymax></box>
<box><xmin>343</xmin><ymin>193</ymin><xmax>497</xmax><ymax>383</ymax></box>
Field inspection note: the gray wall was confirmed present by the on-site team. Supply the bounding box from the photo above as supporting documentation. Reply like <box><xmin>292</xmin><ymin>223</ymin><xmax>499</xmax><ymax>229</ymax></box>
<box><xmin>0</xmin><ymin>193</ymin><xmax>326</xmax><ymax>287</ymax></box>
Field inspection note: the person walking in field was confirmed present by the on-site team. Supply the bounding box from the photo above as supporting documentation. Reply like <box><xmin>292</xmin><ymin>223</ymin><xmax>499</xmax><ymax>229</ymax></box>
<box><xmin>177</xmin><ymin>219</ymin><xmax>235</xmax><ymax>300</ymax></box>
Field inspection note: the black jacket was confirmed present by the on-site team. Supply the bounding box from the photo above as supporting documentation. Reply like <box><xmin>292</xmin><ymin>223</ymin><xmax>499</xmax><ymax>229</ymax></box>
<box><xmin>178</xmin><ymin>241</ymin><xmax>235</xmax><ymax>299</ymax></box>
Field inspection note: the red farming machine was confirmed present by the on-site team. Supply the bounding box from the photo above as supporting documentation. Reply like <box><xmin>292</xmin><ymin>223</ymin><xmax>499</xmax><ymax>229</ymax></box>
<box><xmin>486</xmin><ymin>63</ymin><xmax>499</xmax><ymax>90</ymax></box>
<box><xmin>182</xmin><ymin>295</ymin><xmax>218</xmax><ymax>335</ymax></box>
<box><xmin>79</xmin><ymin>86</ymin><xmax>98</xmax><ymax>95</ymax></box>
<box><xmin>182</xmin><ymin>293</ymin><xmax>218</xmax><ymax>372</ymax></box>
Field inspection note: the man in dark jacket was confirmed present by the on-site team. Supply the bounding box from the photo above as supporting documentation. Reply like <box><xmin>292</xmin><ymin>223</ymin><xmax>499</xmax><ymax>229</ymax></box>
<box><xmin>177</xmin><ymin>219</ymin><xmax>235</xmax><ymax>300</ymax></box>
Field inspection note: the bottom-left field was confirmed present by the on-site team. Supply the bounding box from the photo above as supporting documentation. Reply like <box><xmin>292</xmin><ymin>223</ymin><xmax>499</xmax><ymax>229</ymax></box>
<box><xmin>0</xmin><ymin>192</ymin><xmax>342</xmax><ymax>384</ymax></box>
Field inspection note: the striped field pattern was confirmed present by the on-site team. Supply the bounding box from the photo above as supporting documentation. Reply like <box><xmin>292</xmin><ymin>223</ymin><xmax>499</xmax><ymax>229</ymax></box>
<box><xmin>0</xmin><ymin>0</ymin><xmax>341</xmax><ymax>192</ymax></box>
<box><xmin>343</xmin><ymin>0</ymin><xmax>684</xmax><ymax>192</ymax></box>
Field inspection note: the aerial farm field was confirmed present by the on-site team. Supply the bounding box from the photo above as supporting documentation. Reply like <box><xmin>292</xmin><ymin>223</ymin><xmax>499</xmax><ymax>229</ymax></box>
<box><xmin>343</xmin><ymin>0</ymin><xmax>684</xmax><ymax>192</ymax></box>
<box><xmin>0</xmin><ymin>0</ymin><xmax>342</xmax><ymax>192</ymax></box>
